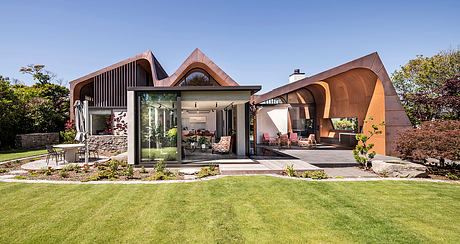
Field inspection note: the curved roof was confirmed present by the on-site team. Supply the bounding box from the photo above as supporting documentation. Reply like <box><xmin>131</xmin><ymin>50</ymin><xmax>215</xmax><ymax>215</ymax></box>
<box><xmin>253</xmin><ymin>52</ymin><xmax>397</xmax><ymax>104</ymax></box>
<box><xmin>156</xmin><ymin>48</ymin><xmax>239</xmax><ymax>87</ymax></box>
<box><xmin>69</xmin><ymin>50</ymin><xmax>167</xmax><ymax>89</ymax></box>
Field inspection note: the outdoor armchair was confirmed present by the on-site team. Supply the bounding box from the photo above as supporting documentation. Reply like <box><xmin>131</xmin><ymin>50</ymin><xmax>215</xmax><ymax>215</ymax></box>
<box><xmin>211</xmin><ymin>136</ymin><xmax>231</xmax><ymax>153</ymax></box>
<box><xmin>263</xmin><ymin>133</ymin><xmax>276</xmax><ymax>145</ymax></box>
<box><xmin>278</xmin><ymin>134</ymin><xmax>291</xmax><ymax>148</ymax></box>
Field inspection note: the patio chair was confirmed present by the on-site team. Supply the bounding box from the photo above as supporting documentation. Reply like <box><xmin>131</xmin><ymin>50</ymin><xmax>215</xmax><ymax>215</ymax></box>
<box><xmin>46</xmin><ymin>145</ymin><xmax>64</xmax><ymax>165</ymax></box>
<box><xmin>89</xmin><ymin>144</ymin><xmax>100</xmax><ymax>159</ymax></box>
<box><xmin>278</xmin><ymin>134</ymin><xmax>291</xmax><ymax>148</ymax></box>
<box><xmin>304</xmin><ymin>134</ymin><xmax>317</xmax><ymax>148</ymax></box>
<box><xmin>299</xmin><ymin>134</ymin><xmax>316</xmax><ymax>148</ymax></box>
<box><xmin>211</xmin><ymin>136</ymin><xmax>231</xmax><ymax>154</ymax></box>
<box><xmin>289</xmin><ymin>132</ymin><xmax>299</xmax><ymax>146</ymax></box>
<box><xmin>263</xmin><ymin>133</ymin><xmax>276</xmax><ymax>145</ymax></box>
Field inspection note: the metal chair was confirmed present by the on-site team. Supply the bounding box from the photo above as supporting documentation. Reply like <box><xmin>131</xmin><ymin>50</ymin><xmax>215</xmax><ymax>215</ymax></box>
<box><xmin>46</xmin><ymin>145</ymin><xmax>64</xmax><ymax>165</ymax></box>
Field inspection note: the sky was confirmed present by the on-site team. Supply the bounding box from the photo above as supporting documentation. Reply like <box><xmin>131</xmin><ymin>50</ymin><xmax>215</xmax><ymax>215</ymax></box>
<box><xmin>1</xmin><ymin>0</ymin><xmax>459</xmax><ymax>93</ymax></box>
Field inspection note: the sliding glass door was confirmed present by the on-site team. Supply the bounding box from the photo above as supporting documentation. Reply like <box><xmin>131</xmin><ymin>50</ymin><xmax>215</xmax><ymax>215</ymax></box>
<box><xmin>138</xmin><ymin>92</ymin><xmax>178</xmax><ymax>162</ymax></box>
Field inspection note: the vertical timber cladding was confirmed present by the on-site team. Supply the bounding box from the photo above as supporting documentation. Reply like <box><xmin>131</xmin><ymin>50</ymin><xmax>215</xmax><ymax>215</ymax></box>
<box><xmin>93</xmin><ymin>61</ymin><xmax>138</xmax><ymax>107</ymax></box>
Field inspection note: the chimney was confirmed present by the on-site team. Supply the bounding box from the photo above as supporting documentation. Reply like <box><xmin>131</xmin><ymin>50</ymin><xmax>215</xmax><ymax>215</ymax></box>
<box><xmin>289</xmin><ymin>69</ymin><xmax>305</xmax><ymax>83</ymax></box>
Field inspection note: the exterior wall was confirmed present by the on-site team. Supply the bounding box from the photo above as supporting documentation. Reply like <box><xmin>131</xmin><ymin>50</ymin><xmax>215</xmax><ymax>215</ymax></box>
<box><xmin>88</xmin><ymin>135</ymin><xmax>127</xmax><ymax>152</ymax></box>
<box><xmin>256</xmin><ymin>105</ymin><xmax>289</xmax><ymax>142</ymax></box>
<box><xmin>15</xmin><ymin>133</ymin><xmax>59</xmax><ymax>149</ymax></box>
<box><xmin>236</xmin><ymin>104</ymin><xmax>246</xmax><ymax>155</ymax></box>
<box><xmin>127</xmin><ymin>90</ymin><xmax>135</xmax><ymax>165</ymax></box>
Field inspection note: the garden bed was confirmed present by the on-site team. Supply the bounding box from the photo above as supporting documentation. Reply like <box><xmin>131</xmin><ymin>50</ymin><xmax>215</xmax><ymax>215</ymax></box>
<box><xmin>0</xmin><ymin>159</ymin><xmax>220</xmax><ymax>182</ymax></box>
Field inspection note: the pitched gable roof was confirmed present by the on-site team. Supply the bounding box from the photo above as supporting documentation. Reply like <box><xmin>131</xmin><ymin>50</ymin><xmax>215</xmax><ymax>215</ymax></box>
<box><xmin>156</xmin><ymin>48</ymin><xmax>239</xmax><ymax>87</ymax></box>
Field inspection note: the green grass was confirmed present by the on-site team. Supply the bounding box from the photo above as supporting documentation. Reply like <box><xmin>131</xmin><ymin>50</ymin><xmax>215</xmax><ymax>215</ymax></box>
<box><xmin>0</xmin><ymin>148</ymin><xmax>48</xmax><ymax>162</ymax></box>
<box><xmin>0</xmin><ymin>176</ymin><xmax>459</xmax><ymax>243</ymax></box>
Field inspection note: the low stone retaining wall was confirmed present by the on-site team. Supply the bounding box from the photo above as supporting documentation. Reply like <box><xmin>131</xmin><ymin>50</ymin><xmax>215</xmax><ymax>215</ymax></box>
<box><xmin>88</xmin><ymin>135</ymin><xmax>127</xmax><ymax>152</ymax></box>
<box><xmin>15</xmin><ymin>133</ymin><xmax>59</xmax><ymax>149</ymax></box>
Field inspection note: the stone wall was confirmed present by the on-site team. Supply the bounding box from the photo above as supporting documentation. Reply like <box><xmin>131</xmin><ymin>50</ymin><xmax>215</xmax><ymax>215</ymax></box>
<box><xmin>15</xmin><ymin>133</ymin><xmax>59</xmax><ymax>149</ymax></box>
<box><xmin>88</xmin><ymin>135</ymin><xmax>127</xmax><ymax>152</ymax></box>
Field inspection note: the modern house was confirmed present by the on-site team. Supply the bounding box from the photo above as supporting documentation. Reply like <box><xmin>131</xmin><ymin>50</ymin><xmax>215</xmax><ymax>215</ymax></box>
<box><xmin>69</xmin><ymin>49</ymin><xmax>411</xmax><ymax>164</ymax></box>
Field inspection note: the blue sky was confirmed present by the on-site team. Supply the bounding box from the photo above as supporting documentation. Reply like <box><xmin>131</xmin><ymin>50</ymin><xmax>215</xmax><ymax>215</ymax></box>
<box><xmin>1</xmin><ymin>0</ymin><xmax>459</xmax><ymax>92</ymax></box>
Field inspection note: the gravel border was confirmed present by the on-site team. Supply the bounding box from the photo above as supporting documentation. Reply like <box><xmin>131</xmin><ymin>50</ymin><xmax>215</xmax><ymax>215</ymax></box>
<box><xmin>0</xmin><ymin>174</ymin><xmax>458</xmax><ymax>184</ymax></box>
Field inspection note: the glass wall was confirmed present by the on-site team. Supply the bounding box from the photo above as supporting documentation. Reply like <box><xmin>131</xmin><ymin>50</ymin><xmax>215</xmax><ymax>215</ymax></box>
<box><xmin>139</xmin><ymin>92</ymin><xmax>178</xmax><ymax>162</ymax></box>
<box><xmin>330</xmin><ymin>117</ymin><xmax>358</xmax><ymax>131</ymax></box>
<box><xmin>289</xmin><ymin>105</ymin><xmax>315</xmax><ymax>137</ymax></box>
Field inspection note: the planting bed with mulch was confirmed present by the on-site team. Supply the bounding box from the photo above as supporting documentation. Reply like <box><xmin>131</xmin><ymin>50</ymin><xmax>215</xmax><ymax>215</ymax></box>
<box><xmin>0</xmin><ymin>159</ymin><xmax>220</xmax><ymax>182</ymax></box>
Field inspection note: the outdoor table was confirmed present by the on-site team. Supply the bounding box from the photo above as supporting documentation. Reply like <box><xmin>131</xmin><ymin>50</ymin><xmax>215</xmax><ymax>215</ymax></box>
<box><xmin>53</xmin><ymin>144</ymin><xmax>85</xmax><ymax>163</ymax></box>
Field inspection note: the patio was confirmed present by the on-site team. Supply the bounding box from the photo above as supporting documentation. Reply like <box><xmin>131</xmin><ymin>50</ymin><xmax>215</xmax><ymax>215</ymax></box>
<box><xmin>21</xmin><ymin>156</ymin><xmax>110</xmax><ymax>170</ymax></box>
<box><xmin>259</xmin><ymin>144</ymin><xmax>401</xmax><ymax>167</ymax></box>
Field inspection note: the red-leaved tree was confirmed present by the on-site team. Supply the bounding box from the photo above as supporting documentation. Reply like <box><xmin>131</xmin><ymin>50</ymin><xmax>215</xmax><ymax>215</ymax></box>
<box><xmin>395</xmin><ymin>120</ymin><xmax>460</xmax><ymax>166</ymax></box>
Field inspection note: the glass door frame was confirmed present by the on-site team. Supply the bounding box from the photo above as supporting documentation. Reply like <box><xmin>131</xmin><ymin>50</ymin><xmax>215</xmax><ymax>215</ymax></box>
<box><xmin>135</xmin><ymin>91</ymin><xmax>182</xmax><ymax>164</ymax></box>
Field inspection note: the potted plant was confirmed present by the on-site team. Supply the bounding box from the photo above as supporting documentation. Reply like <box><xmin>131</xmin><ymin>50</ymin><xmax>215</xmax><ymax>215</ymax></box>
<box><xmin>198</xmin><ymin>136</ymin><xmax>208</xmax><ymax>150</ymax></box>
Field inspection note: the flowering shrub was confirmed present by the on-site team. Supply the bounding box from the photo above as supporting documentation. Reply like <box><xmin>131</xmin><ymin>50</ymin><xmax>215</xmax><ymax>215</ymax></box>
<box><xmin>60</xmin><ymin>119</ymin><xmax>76</xmax><ymax>143</ymax></box>
<box><xmin>104</xmin><ymin>112</ymin><xmax>127</xmax><ymax>135</ymax></box>
<box><xmin>395</xmin><ymin>120</ymin><xmax>460</xmax><ymax>166</ymax></box>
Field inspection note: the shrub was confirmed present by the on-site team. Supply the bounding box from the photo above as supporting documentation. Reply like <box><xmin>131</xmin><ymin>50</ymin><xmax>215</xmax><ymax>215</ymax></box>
<box><xmin>310</xmin><ymin>171</ymin><xmax>328</xmax><ymax>179</ymax></box>
<box><xmin>144</xmin><ymin>171</ymin><xmax>177</xmax><ymax>181</ymax></box>
<box><xmin>59</xmin><ymin>129</ymin><xmax>76</xmax><ymax>144</ymax></box>
<box><xmin>13</xmin><ymin>175</ymin><xmax>28</xmax><ymax>180</ymax></box>
<box><xmin>120</xmin><ymin>165</ymin><xmax>134</xmax><ymax>178</ymax></box>
<box><xmin>446</xmin><ymin>172</ymin><xmax>459</xmax><ymax>180</ymax></box>
<box><xmin>209</xmin><ymin>163</ymin><xmax>216</xmax><ymax>171</ymax></box>
<box><xmin>0</xmin><ymin>169</ymin><xmax>8</xmax><ymax>173</ymax></box>
<box><xmin>353</xmin><ymin>117</ymin><xmax>385</xmax><ymax>168</ymax></box>
<box><xmin>285</xmin><ymin>164</ymin><xmax>297</xmax><ymax>177</ymax></box>
<box><xmin>59</xmin><ymin>171</ymin><xmax>69</xmax><ymax>178</ymax></box>
<box><xmin>395</xmin><ymin>120</ymin><xmax>460</xmax><ymax>166</ymax></box>
<box><xmin>62</xmin><ymin>164</ymin><xmax>80</xmax><ymax>173</ymax></box>
<box><xmin>195</xmin><ymin>166</ymin><xmax>219</xmax><ymax>179</ymax></box>
<box><xmin>299</xmin><ymin>171</ymin><xmax>311</xmax><ymax>178</ymax></box>
<box><xmin>154</xmin><ymin>159</ymin><xmax>166</xmax><ymax>173</ymax></box>
<box><xmin>139</xmin><ymin>166</ymin><xmax>147</xmax><ymax>173</ymax></box>
<box><xmin>82</xmin><ymin>164</ymin><xmax>90</xmax><ymax>173</ymax></box>
<box><xmin>38</xmin><ymin>167</ymin><xmax>55</xmax><ymax>175</ymax></box>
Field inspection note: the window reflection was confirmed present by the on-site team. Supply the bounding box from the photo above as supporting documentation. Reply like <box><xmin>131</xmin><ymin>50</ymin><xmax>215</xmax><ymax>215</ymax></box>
<box><xmin>139</xmin><ymin>93</ymin><xmax>178</xmax><ymax>161</ymax></box>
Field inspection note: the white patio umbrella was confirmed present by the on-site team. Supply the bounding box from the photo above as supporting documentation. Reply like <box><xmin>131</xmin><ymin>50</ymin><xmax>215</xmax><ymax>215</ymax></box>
<box><xmin>74</xmin><ymin>100</ymin><xmax>89</xmax><ymax>164</ymax></box>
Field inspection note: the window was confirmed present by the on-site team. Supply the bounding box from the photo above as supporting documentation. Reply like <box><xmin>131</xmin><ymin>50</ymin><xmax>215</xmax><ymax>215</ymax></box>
<box><xmin>176</xmin><ymin>68</ymin><xmax>219</xmax><ymax>86</ymax></box>
<box><xmin>330</xmin><ymin>118</ymin><xmax>358</xmax><ymax>131</ymax></box>
<box><xmin>139</xmin><ymin>92</ymin><xmax>178</xmax><ymax>162</ymax></box>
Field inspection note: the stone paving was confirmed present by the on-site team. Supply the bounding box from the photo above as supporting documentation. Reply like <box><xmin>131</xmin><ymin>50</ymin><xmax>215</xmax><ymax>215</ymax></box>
<box><xmin>21</xmin><ymin>157</ymin><xmax>109</xmax><ymax>170</ymax></box>
<box><xmin>219</xmin><ymin>159</ymin><xmax>321</xmax><ymax>175</ymax></box>
<box><xmin>270</xmin><ymin>147</ymin><xmax>400</xmax><ymax>167</ymax></box>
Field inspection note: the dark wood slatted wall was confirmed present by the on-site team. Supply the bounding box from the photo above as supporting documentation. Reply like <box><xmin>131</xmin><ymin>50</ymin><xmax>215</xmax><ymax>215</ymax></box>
<box><xmin>93</xmin><ymin>61</ymin><xmax>140</xmax><ymax>107</ymax></box>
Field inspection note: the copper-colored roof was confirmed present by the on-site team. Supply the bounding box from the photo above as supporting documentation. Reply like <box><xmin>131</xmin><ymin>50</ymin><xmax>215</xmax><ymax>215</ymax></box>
<box><xmin>156</xmin><ymin>48</ymin><xmax>239</xmax><ymax>87</ymax></box>
<box><xmin>69</xmin><ymin>50</ymin><xmax>166</xmax><ymax>87</ymax></box>
<box><xmin>252</xmin><ymin>52</ymin><xmax>396</xmax><ymax>104</ymax></box>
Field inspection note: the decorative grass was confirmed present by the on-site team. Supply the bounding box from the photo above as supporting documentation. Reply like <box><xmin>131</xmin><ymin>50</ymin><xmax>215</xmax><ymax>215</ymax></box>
<box><xmin>0</xmin><ymin>148</ymin><xmax>48</xmax><ymax>162</ymax></box>
<box><xmin>0</xmin><ymin>176</ymin><xmax>459</xmax><ymax>243</ymax></box>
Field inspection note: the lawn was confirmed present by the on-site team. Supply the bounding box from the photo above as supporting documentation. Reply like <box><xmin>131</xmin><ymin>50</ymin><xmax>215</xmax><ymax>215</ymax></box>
<box><xmin>0</xmin><ymin>176</ymin><xmax>459</xmax><ymax>243</ymax></box>
<box><xmin>0</xmin><ymin>148</ymin><xmax>48</xmax><ymax>162</ymax></box>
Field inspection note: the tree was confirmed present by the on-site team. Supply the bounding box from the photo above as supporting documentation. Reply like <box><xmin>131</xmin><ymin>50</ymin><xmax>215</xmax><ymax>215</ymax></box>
<box><xmin>19</xmin><ymin>64</ymin><xmax>56</xmax><ymax>85</ymax></box>
<box><xmin>353</xmin><ymin>117</ymin><xmax>385</xmax><ymax>168</ymax></box>
<box><xmin>394</xmin><ymin>120</ymin><xmax>460</xmax><ymax>166</ymax></box>
<box><xmin>391</xmin><ymin>48</ymin><xmax>460</xmax><ymax>125</ymax></box>
<box><xmin>0</xmin><ymin>76</ymin><xmax>25</xmax><ymax>148</ymax></box>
